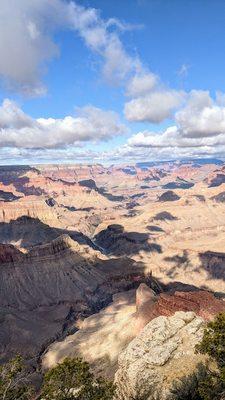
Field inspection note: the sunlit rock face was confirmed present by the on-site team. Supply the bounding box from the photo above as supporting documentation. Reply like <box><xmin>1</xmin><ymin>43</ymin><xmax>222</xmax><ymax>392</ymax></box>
<box><xmin>42</xmin><ymin>281</ymin><xmax>224</xmax><ymax>382</ymax></box>
<box><xmin>135</xmin><ymin>284</ymin><xmax>225</xmax><ymax>331</ymax></box>
<box><xmin>115</xmin><ymin>312</ymin><xmax>206</xmax><ymax>400</ymax></box>
<box><xmin>42</xmin><ymin>290</ymin><xmax>137</xmax><ymax>378</ymax></box>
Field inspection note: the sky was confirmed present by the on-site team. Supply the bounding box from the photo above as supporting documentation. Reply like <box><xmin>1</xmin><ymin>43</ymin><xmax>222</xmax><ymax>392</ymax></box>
<box><xmin>1</xmin><ymin>0</ymin><xmax>225</xmax><ymax>164</ymax></box>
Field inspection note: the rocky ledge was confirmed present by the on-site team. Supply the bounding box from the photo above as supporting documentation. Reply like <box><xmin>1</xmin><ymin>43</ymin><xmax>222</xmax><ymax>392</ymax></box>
<box><xmin>115</xmin><ymin>311</ymin><xmax>206</xmax><ymax>400</ymax></box>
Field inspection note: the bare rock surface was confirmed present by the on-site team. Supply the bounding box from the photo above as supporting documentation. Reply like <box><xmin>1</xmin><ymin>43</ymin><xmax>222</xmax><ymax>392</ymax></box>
<box><xmin>135</xmin><ymin>283</ymin><xmax>157</xmax><ymax>331</ymax></box>
<box><xmin>136</xmin><ymin>284</ymin><xmax>225</xmax><ymax>331</ymax></box>
<box><xmin>42</xmin><ymin>290</ymin><xmax>137</xmax><ymax>378</ymax></box>
<box><xmin>115</xmin><ymin>311</ymin><xmax>206</xmax><ymax>400</ymax></box>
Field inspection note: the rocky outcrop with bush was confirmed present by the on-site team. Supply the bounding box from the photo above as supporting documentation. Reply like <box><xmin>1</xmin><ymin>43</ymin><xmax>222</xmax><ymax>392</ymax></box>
<box><xmin>115</xmin><ymin>311</ymin><xmax>206</xmax><ymax>400</ymax></box>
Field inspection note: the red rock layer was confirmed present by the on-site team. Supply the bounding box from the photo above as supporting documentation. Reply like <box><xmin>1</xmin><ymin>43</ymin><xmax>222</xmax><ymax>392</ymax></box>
<box><xmin>136</xmin><ymin>284</ymin><xmax>225</xmax><ymax>332</ymax></box>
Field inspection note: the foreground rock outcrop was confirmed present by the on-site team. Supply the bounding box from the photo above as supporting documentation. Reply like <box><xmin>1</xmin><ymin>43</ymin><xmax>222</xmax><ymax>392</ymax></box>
<box><xmin>115</xmin><ymin>311</ymin><xmax>206</xmax><ymax>400</ymax></box>
<box><xmin>42</xmin><ymin>282</ymin><xmax>224</xmax><ymax>383</ymax></box>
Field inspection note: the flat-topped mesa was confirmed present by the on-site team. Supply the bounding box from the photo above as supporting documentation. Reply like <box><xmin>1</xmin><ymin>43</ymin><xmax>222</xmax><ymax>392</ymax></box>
<box><xmin>0</xmin><ymin>243</ymin><xmax>23</xmax><ymax>263</ymax></box>
<box><xmin>135</xmin><ymin>283</ymin><xmax>225</xmax><ymax>332</ymax></box>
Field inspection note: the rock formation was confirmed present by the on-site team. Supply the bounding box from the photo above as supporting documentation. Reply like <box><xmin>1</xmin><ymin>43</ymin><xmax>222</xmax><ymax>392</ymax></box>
<box><xmin>0</xmin><ymin>216</ymin><xmax>99</xmax><ymax>250</ymax></box>
<box><xmin>0</xmin><ymin>235</ymin><xmax>148</xmax><ymax>362</ymax></box>
<box><xmin>42</xmin><ymin>290</ymin><xmax>137</xmax><ymax>378</ymax></box>
<box><xmin>162</xmin><ymin>179</ymin><xmax>194</xmax><ymax>190</ymax></box>
<box><xmin>135</xmin><ymin>283</ymin><xmax>225</xmax><ymax>331</ymax></box>
<box><xmin>135</xmin><ymin>283</ymin><xmax>157</xmax><ymax>332</ymax></box>
<box><xmin>207</xmin><ymin>172</ymin><xmax>225</xmax><ymax>187</ymax></box>
<box><xmin>0</xmin><ymin>243</ymin><xmax>22</xmax><ymax>263</ymax></box>
<box><xmin>158</xmin><ymin>190</ymin><xmax>181</xmax><ymax>202</ymax></box>
<box><xmin>211</xmin><ymin>191</ymin><xmax>225</xmax><ymax>202</ymax></box>
<box><xmin>115</xmin><ymin>312</ymin><xmax>206</xmax><ymax>400</ymax></box>
<box><xmin>0</xmin><ymin>189</ymin><xmax>21</xmax><ymax>202</ymax></box>
<box><xmin>94</xmin><ymin>224</ymin><xmax>161</xmax><ymax>256</ymax></box>
<box><xmin>152</xmin><ymin>211</ymin><xmax>177</xmax><ymax>221</ymax></box>
<box><xmin>42</xmin><ymin>282</ymin><xmax>224</xmax><ymax>384</ymax></box>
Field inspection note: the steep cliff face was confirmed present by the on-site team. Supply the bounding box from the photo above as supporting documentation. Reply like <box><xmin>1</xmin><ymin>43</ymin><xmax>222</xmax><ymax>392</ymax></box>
<box><xmin>0</xmin><ymin>235</ymin><xmax>147</xmax><ymax>362</ymax></box>
<box><xmin>115</xmin><ymin>312</ymin><xmax>206</xmax><ymax>400</ymax></box>
<box><xmin>0</xmin><ymin>243</ymin><xmax>22</xmax><ymax>263</ymax></box>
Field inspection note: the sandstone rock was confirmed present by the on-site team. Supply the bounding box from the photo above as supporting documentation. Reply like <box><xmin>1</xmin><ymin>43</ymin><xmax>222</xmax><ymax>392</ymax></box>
<box><xmin>135</xmin><ymin>283</ymin><xmax>157</xmax><ymax>332</ymax></box>
<box><xmin>135</xmin><ymin>287</ymin><xmax>225</xmax><ymax>331</ymax></box>
<box><xmin>115</xmin><ymin>312</ymin><xmax>206</xmax><ymax>400</ymax></box>
<box><xmin>42</xmin><ymin>289</ymin><xmax>137</xmax><ymax>378</ymax></box>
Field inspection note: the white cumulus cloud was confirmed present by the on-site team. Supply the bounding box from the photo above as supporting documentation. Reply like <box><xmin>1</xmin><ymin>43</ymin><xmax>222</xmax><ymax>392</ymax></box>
<box><xmin>126</xmin><ymin>71</ymin><xmax>158</xmax><ymax>97</ymax></box>
<box><xmin>176</xmin><ymin>90</ymin><xmax>225</xmax><ymax>138</ymax></box>
<box><xmin>0</xmin><ymin>99</ymin><xmax>127</xmax><ymax>148</ymax></box>
<box><xmin>125</xmin><ymin>90</ymin><xmax>185</xmax><ymax>123</ymax></box>
<box><xmin>0</xmin><ymin>0</ymin><xmax>140</xmax><ymax>95</ymax></box>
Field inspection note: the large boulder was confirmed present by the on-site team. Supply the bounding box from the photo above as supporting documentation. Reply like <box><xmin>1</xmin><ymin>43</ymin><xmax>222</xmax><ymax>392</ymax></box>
<box><xmin>115</xmin><ymin>311</ymin><xmax>206</xmax><ymax>400</ymax></box>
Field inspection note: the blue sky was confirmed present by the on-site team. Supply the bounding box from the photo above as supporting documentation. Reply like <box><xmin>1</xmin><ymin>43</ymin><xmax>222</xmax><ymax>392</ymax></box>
<box><xmin>1</xmin><ymin>0</ymin><xmax>225</xmax><ymax>164</ymax></box>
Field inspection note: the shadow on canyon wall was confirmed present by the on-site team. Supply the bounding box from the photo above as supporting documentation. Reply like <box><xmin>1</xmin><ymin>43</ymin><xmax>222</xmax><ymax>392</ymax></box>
<box><xmin>94</xmin><ymin>224</ymin><xmax>162</xmax><ymax>256</ymax></box>
<box><xmin>0</xmin><ymin>216</ymin><xmax>98</xmax><ymax>250</ymax></box>
<box><xmin>0</xmin><ymin>165</ymin><xmax>46</xmax><ymax>196</ymax></box>
<box><xmin>152</xmin><ymin>211</ymin><xmax>178</xmax><ymax>221</ymax></box>
<box><xmin>164</xmin><ymin>251</ymin><xmax>191</xmax><ymax>279</ymax></box>
<box><xmin>78</xmin><ymin>179</ymin><xmax>126</xmax><ymax>202</ymax></box>
<box><xmin>199</xmin><ymin>251</ymin><xmax>225</xmax><ymax>281</ymax></box>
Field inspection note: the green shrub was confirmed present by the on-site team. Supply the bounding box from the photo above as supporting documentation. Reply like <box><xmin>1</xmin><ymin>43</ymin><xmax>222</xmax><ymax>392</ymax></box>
<box><xmin>169</xmin><ymin>364</ymin><xmax>207</xmax><ymax>400</ymax></box>
<box><xmin>41</xmin><ymin>357</ymin><xmax>116</xmax><ymax>400</ymax></box>
<box><xmin>0</xmin><ymin>355</ymin><xmax>34</xmax><ymax>400</ymax></box>
<box><xmin>196</xmin><ymin>312</ymin><xmax>225</xmax><ymax>400</ymax></box>
<box><xmin>170</xmin><ymin>312</ymin><xmax>225</xmax><ymax>400</ymax></box>
<box><xmin>196</xmin><ymin>313</ymin><xmax>225</xmax><ymax>368</ymax></box>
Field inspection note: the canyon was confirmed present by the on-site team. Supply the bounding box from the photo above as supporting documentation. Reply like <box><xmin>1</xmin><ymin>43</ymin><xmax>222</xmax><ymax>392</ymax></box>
<box><xmin>1</xmin><ymin>159</ymin><xmax>225</xmax><ymax>396</ymax></box>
